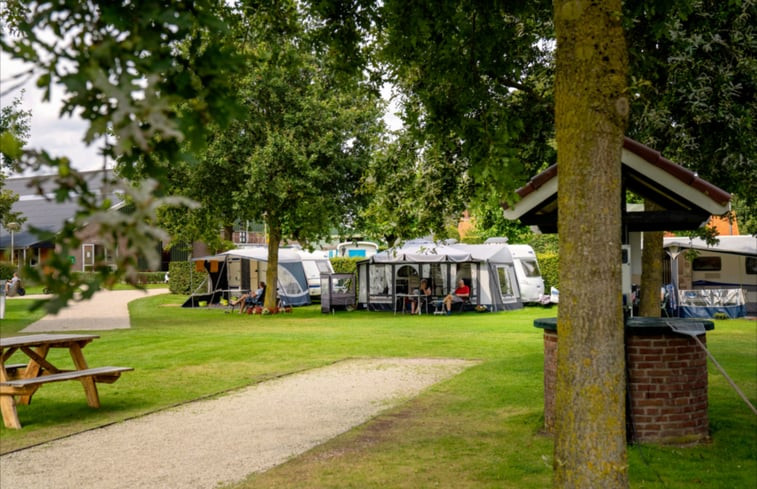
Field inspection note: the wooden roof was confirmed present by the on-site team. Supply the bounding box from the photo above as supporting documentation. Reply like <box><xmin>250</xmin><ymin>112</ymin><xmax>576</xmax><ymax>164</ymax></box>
<box><xmin>503</xmin><ymin>137</ymin><xmax>731</xmax><ymax>234</ymax></box>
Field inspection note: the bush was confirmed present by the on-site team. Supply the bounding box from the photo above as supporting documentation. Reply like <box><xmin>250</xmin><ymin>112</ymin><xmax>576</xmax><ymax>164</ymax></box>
<box><xmin>136</xmin><ymin>272</ymin><xmax>168</xmax><ymax>284</ymax></box>
<box><xmin>538</xmin><ymin>252</ymin><xmax>559</xmax><ymax>293</ymax></box>
<box><xmin>330</xmin><ymin>257</ymin><xmax>362</xmax><ymax>274</ymax></box>
<box><xmin>0</xmin><ymin>261</ymin><xmax>17</xmax><ymax>280</ymax></box>
<box><xmin>169</xmin><ymin>261</ymin><xmax>206</xmax><ymax>295</ymax></box>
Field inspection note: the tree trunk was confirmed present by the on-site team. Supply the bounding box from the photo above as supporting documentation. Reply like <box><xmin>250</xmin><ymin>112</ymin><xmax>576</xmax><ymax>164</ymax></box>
<box><xmin>639</xmin><ymin>201</ymin><xmax>664</xmax><ymax>317</ymax></box>
<box><xmin>553</xmin><ymin>1</ymin><xmax>629</xmax><ymax>488</ymax></box>
<box><xmin>265</xmin><ymin>218</ymin><xmax>281</xmax><ymax>310</ymax></box>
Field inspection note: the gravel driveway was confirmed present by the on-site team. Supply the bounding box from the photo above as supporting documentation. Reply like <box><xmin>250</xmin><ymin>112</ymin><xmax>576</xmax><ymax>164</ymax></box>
<box><xmin>0</xmin><ymin>358</ymin><xmax>475</xmax><ymax>489</ymax></box>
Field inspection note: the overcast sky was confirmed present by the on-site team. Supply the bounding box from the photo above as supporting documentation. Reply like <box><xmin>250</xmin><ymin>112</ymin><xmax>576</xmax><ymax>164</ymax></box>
<box><xmin>1</xmin><ymin>49</ymin><xmax>108</xmax><ymax>175</ymax></box>
<box><xmin>2</xmin><ymin>48</ymin><xmax>401</xmax><ymax>178</ymax></box>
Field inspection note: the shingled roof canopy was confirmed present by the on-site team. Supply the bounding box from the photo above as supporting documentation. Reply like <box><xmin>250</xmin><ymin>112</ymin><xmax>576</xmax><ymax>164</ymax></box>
<box><xmin>0</xmin><ymin>170</ymin><xmax>123</xmax><ymax>249</ymax></box>
<box><xmin>503</xmin><ymin>137</ymin><xmax>731</xmax><ymax>234</ymax></box>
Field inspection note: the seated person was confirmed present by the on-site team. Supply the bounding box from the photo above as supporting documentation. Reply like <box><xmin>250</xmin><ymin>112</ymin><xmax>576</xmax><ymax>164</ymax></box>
<box><xmin>233</xmin><ymin>282</ymin><xmax>266</xmax><ymax>313</ymax></box>
<box><xmin>4</xmin><ymin>272</ymin><xmax>21</xmax><ymax>297</ymax></box>
<box><xmin>443</xmin><ymin>279</ymin><xmax>470</xmax><ymax>314</ymax></box>
<box><xmin>410</xmin><ymin>279</ymin><xmax>432</xmax><ymax>314</ymax></box>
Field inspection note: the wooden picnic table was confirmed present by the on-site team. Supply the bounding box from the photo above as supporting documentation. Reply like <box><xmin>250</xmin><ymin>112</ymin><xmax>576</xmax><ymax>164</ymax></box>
<box><xmin>0</xmin><ymin>333</ymin><xmax>133</xmax><ymax>429</ymax></box>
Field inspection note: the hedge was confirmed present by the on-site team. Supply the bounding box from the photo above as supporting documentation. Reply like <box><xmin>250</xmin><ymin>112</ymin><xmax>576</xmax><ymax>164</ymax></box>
<box><xmin>537</xmin><ymin>252</ymin><xmax>559</xmax><ymax>293</ymax></box>
<box><xmin>169</xmin><ymin>261</ymin><xmax>207</xmax><ymax>295</ymax></box>
<box><xmin>0</xmin><ymin>262</ymin><xmax>17</xmax><ymax>281</ymax></box>
<box><xmin>330</xmin><ymin>257</ymin><xmax>362</xmax><ymax>274</ymax></box>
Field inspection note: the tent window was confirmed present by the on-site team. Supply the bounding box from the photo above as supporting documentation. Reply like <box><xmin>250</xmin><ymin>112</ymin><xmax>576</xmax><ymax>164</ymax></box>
<box><xmin>497</xmin><ymin>266</ymin><xmax>514</xmax><ymax>297</ymax></box>
<box><xmin>278</xmin><ymin>267</ymin><xmax>304</xmax><ymax>295</ymax></box>
<box><xmin>396</xmin><ymin>265</ymin><xmax>419</xmax><ymax>294</ymax></box>
<box><xmin>520</xmin><ymin>259</ymin><xmax>541</xmax><ymax>278</ymax></box>
<box><xmin>692</xmin><ymin>256</ymin><xmax>721</xmax><ymax>271</ymax></box>
<box><xmin>369</xmin><ymin>264</ymin><xmax>390</xmax><ymax>295</ymax></box>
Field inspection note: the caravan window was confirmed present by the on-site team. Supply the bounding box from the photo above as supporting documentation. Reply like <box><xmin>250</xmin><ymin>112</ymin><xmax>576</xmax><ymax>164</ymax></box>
<box><xmin>747</xmin><ymin>257</ymin><xmax>757</xmax><ymax>275</ymax></box>
<box><xmin>692</xmin><ymin>256</ymin><xmax>721</xmax><ymax>271</ymax></box>
<box><xmin>520</xmin><ymin>259</ymin><xmax>541</xmax><ymax>278</ymax></box>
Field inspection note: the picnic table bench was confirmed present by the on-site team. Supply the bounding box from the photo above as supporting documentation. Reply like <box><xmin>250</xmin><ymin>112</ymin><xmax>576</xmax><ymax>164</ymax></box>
<box><xmin>0</xmin><ymin>334</ymin><xmax>133</xmax><ymax>429</ymax></box>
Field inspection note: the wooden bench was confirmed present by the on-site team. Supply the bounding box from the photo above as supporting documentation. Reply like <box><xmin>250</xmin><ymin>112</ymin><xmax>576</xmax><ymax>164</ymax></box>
<box><xmin>1</xmin><ymin>366</ymin><xmax>133</xmax><ymax>429</ymax></box>
<box><xmin>1</xmin><ymin>366</ymin><xmax>133</xmax><ymax>389</ymax></box>
<box><xmin>3</xmin><ymin>363</ymin><xmax>28</xmax><ymax>378</ymax></box>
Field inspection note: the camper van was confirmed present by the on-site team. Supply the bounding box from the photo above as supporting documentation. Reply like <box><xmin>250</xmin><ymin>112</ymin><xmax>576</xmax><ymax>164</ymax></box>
<box><xmin>507</xmin><ymin>244</ymin><xmax>545</xmax><ymax>303</ymax></box>
<box><xmin>296</xmin><ymin>250</ymin><xmax>335</xmax><ymax>300</ymax></box>
<box><xmin>330</xmin><ymin>241</ymin><xmax>379</xmax><ymax>258</ymax></box>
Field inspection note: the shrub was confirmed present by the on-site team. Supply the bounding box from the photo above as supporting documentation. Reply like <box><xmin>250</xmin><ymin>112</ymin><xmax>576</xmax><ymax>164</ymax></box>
<box><xmin>538</xmin><ymin>252</ymin><xmax>559</xmax><ymax>293</ymax></box>
<box><xmin>136</xmin><ymin>272</ymin><xmax>168</xmax><ymax>284</ymax></box>
<box><xmin>330</xmin><ymin>257</ymin><xmax>362</xmax><ymax>274</ymax></box>
<box><xmin>169</xmin><ymin>261</ymin><xmax>206</xmax><ymax>295</ymax></box>
<box><xmin>0</xmin><ymin>261</ymin><xmax>17</xmax><ymax>280</ymax></box>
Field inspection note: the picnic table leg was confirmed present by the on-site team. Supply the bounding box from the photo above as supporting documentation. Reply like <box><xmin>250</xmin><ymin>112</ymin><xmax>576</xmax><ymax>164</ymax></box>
<box><xmin>0</xmin><ymin>394</ymin><xmax>22</xmax><ymax>429</ymax></box>
<box><xmin>69</xmin><ymin>343</ymin><xmax>101</xmax><ymax>408</ymax></box>
<box><xmin>18</xmin><ymin>345</ymin><xmax>49</xmax><ymax>406</ymax></box>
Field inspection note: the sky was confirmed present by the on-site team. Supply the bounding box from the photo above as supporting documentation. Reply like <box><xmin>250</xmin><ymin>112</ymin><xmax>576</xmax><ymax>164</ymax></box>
<box><xmin>1</xmin><ymin>50</ymin><xmax>109</xmax><ymax>175</ymax></box>
<box><xmin>1</xmin><ymin>48</ymin><xmax>401</xmax><ymax>178</ymax></box>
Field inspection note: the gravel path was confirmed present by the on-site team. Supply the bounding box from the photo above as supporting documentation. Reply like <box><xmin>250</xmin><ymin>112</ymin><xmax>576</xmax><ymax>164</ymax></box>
<box><xmin>0</xmin><ymin>357</ymin><xmax>475</xmax><ymax>489</ymax></box>
<box><xmin>20</xmin><ymin>288</ymin><xmax>170</xmax><ymax>332</ymax></box>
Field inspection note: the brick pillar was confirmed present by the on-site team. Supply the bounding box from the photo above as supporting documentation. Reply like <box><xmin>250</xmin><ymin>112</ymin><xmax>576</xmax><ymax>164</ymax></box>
<box><xmin>627</xmin><ymin>334</ymin><xmax>709</xmax><ymax>444</ymax></box>
<box><xmin>541</xmin><ymin>328</ymin><xmax>709</xmax><ymax>444</ymax></box>
<box><xmin>543</xmin><ymin>330</ymin><xmax>558</xmax><ymax>433</ymax></box>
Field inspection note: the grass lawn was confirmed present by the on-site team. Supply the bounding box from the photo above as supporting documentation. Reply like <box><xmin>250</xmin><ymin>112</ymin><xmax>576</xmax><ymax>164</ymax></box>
<box><xmin>1</xmin><ymin>294</ymin><xmax>755</xmax><ymax>488</ymax></box>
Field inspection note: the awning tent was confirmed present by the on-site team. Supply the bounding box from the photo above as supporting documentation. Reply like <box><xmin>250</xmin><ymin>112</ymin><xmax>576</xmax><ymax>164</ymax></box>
<box><xmin>357</xmin><ymin>240</ymin><xmax>522</xmax><ymax>312</ymax></box>
<box><xmin>183</xmin><ymin>247</ymin><xmax>311</xmax><ymax>307</ymax></box>
<box><xmin>664</xmin><ymin>235</ymin><xmax>756</xmax><ymax>317</ymax></box>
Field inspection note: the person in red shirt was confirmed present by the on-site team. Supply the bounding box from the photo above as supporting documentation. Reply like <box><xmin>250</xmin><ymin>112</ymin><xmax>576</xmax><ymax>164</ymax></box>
<box><xmin>443</xmin><ymin>279</ymin><xmax>470</xmax><ymax>314</ymax></box>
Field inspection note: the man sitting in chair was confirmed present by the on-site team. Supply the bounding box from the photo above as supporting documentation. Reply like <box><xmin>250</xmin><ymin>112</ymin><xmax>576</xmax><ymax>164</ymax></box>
<box><xmin>233</xmin><ymin>281</ymin><xmax>266</xmax><ymax>313</ymax></box>
<box><xmin>4</xmin><ymin>272</ymin><xmax>22</xmax><ymax>297</ymax></box>
<box><xmin>443</xmin><ymin>279</ymin><xmax>470</xmax><ymax>315</ymax></box>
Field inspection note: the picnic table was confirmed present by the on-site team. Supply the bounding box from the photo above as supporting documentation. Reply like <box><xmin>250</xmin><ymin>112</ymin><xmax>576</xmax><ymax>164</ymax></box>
<box><xmin>0</xmin><ymin>333</ymin><xmax>133</xmax><ymax>429</ymax></box>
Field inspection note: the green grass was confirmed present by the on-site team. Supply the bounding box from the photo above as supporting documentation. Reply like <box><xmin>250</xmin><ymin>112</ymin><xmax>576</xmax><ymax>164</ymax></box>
<box><xmin>0</xmin><ymin>295</ymin><xmax>755</xmax><ymax>488</ymax></box>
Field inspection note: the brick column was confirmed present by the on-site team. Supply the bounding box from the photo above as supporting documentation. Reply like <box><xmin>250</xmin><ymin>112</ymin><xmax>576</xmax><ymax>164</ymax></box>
<box><xmin>626</xmin><ymin>334</ymin><xmax>709</xmax><ymax>444</ymax></box>
<box><xmin>540</xmin><ymin>322</ymin><xmax>710</xmax><ymax>445</ymax></box>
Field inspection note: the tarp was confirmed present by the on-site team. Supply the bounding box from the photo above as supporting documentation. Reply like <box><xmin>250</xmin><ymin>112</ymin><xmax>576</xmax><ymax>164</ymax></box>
<box><xmin>678</xmin><ymin>288</ymin><xmax>747</xmax><ymax>319</ymax></box>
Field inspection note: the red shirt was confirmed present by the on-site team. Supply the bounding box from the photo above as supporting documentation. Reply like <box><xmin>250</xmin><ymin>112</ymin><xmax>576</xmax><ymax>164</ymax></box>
<box><xmin>455</xmin><ymin>284</ymin><xmax>470</xmax><ymax>297</ymax></box>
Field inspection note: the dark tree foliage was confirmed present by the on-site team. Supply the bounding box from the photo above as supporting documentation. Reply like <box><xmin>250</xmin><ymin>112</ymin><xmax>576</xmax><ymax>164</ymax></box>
<box><xmin>625</xmin><ymin>0</ymin><xmax>757</xmax><ymax>231</ymax></box>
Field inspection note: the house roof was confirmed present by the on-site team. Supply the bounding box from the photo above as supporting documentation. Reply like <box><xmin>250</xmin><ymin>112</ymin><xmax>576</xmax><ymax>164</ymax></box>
<box><xmin>1</xmin><ymin>170</ymin><xmax>123</xmax><ymax>249</ymax></box>
<box><xmin>503</xmin><ymin>137</ymin><xmax>731</xmax><ymax>234</ymax></box>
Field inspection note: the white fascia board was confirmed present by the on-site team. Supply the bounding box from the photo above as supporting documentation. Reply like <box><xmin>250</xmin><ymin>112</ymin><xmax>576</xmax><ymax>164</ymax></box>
<box><xmin>502</xmin><ymin>177</ymin><xmax>558</xmax><ymax>220</ymax></box>
<box><xmin>621</xmin><ymin>149</ymin><xmax>729</xmax><ymax>216</ymax></box>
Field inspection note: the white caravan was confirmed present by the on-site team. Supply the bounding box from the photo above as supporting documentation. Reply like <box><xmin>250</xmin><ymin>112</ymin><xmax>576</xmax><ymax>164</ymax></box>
<box><xmin>506</xmin><ymin>244</ymin><xmax>545</xmax><ymax>303</ymax></box>
<box><xmin>297</xmin><ymin>250</ymin><xmax>335</xmax><ymax>300</ymax></box>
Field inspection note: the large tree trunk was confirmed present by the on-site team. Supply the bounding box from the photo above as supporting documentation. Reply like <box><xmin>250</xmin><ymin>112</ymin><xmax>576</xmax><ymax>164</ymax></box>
<box><xmin>639</xmin><ymin>200</ymin><xmax>664</xmax><ymax>317</ymax></box>
<box><xmin>553</xmin><ymin>1</ymin><xmax>629</xmax><ymax>488</ymax></box>
<box><xmin>265</xmin><ymin>218</ymin><xmax>281</xmax><ymax>310</ymax></box>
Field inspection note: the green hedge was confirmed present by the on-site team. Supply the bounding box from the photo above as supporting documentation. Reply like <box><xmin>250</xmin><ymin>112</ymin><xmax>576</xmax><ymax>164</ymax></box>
<box><xmin>330</xmin><ymin>257</ymin><xmax>362</xmax><ymax>274</ymax></box>
<box><xmin>537</xmin><ymin>252</ymin><xmax>559</xmax><ymax>293</ymax></box>
<box><xmin>0</xmin><ymin>262</ymin><xmax>17</xmax><ymax>280</ymax></box>
<box><xmin>136</xmin><ymin>272</ymin><xmax>168</xmax><ymax>284</ymax></box>
<box><xmin>169</xmin><ymin>261</ymin><xmax>206</xmax><ymax>295</ymax></box>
